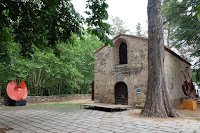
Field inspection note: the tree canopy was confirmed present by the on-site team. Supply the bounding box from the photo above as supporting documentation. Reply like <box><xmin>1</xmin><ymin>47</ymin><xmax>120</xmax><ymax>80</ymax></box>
<box><xmin>197</xmin><ymin>5</ymin><xmax>200</xmax><ymax>20</ymax></box>
<box><xmin>0</xmin><ymin>33</ymin><xmax>102</xmax><ymax>96</ymax></box>
<box><xmin>0</xmin><ymin>0</ymin><xmax>110</xmax><ymax>96</ymax></box>
<box><xmin>0</xmin><ymin>0</ymin><xmax>111</xmax><ymax>59</ymax></box>
<box><xmin>162</xmin><ymin>0</ymin><xmax>200</xmax><ymax>65</ymax></box>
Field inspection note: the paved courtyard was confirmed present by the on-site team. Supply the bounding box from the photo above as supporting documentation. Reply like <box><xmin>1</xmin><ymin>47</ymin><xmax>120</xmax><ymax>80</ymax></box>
<box><xmin>0</xmin><ymin>102</ymin><xmax>200</xmax><ymax>133</ymax></box>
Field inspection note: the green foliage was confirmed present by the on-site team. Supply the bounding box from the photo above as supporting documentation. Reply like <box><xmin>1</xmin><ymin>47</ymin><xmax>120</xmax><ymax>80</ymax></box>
<box><xmin>162</xmin><ymin>0</ymin><xmax>200</xmax><ymax>68</ymax></box>
<box><xmin>85</xmin><ymin>0</ymin><xmax>113</xmax><ymax>46</ymax></box>
<box><xmin>0</xmin><ymin>0</ymin><xmax>112</xmax><ymax>58</ymax></box>
<box><xmin>192</xmin><ymin>69</ymin><xmax>200</xmax><ymax>86</ymax></box>
<box><xmin>57</xmin><ymin>34</ymin><xmax>102</xmax><ymax>94</ymax></box>
<box><xmin>0</xmin><ymin>0</ymin><xmax>111</xmax><ymax>96</ymax></box>
<box><xmin>0</xmin><ymin>0</ymin><xmax>85</xmax><ymax>57</ymax></box>
<box><xmin>135</xmin><ymin>22</ymin><xmax>146</xmax><ymax>37</ymax></box>
<box><xmin>0</xmin><ymin>27</ymin><xmax>13</xmax><ymax>64</ymax></box>
<box><xmin>136</xmin><ymin>22</ymin><xmax>142</xmax><ymax>36</ymax></box>
<box><xmin>0</xmin><ymin>33</ymin><xmax>102</xmax><ymax>96</ymax></box>
<box><xmin>197</xmin><ymin>5</ymin><xmax>200</xmax><ymax>20</ymax></box>
<box><xmin>162</xmin><ymin>1</ymin><xmax>200</xmax><ymax>48</ymax></box>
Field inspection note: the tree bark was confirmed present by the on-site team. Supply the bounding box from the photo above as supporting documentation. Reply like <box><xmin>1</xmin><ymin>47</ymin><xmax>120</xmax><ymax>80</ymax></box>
<box><xmin>0</xmin><ymin>84</ymin><xmax>1</xmax><ymax>96</ymax></box>
<box><xmin>35</xmin><ymin>87</ymin><xmax>38</xmax><ymax>96</ymax></box>
<box><xmin>140</xmin><ymin>0</ymin><xmax>180</xmax><ymax>118</ymax></box>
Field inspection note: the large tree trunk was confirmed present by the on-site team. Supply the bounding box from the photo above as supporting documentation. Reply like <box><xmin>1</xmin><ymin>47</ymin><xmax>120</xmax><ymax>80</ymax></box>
<box><xmin>0</xmin><ymin>84</ymin><xmax>1</xmax><ymax>96</ymax></box>
<box><xmin>140</xmin><ymin>0</ymin><xmax>180</xmax><ymax>118</ymax></box>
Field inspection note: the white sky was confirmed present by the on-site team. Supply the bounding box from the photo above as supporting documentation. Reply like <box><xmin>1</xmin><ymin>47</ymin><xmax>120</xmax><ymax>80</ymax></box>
<box><xmin>71</xmin><ymin>0</ymin><xmax>148</xmax><ymax>34</ymax></box>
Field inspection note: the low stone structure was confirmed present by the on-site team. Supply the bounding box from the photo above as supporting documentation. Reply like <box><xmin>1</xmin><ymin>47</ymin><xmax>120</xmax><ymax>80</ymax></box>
<box><xmin>94</xmin><ymin>34</ymin><xmax>191</xmax><ymax>107</ymax></box>
<box><xmin>0</xmin><ymin>94</ymin><xmax>91</xmax><ymax>106</ymax></box>
<box><xmin>0</xmin><ymin>97</ymin><xmax>8</xmax><ymax>106</ymax></box>
<box><xmin>26</xmin><ymin>95</ymin><xmax>91</xmax><ymax>104</ymax></box>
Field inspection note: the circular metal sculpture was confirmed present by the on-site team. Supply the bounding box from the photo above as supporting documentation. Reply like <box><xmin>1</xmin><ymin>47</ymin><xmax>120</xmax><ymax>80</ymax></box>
<box><xmin>6</xmin><ymin>80</ymin><xmax>28</xmax><ymax>101</ymax></box>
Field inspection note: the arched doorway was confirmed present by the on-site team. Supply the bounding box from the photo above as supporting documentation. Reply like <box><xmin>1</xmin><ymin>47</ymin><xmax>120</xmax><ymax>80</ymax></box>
<box><xmin>115</xmin><ymin>82</ymin><xmax>128</xmax><ymax>105</ymax></box>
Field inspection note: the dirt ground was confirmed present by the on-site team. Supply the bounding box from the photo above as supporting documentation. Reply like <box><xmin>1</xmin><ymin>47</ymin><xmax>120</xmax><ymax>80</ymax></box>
<box><xmin>128</xmin><ymin>104</ymin><xmax>200</xmax><ymax>122</ymax></box>
<box><xmin>174</xmin><ymin>104</ymin><xmax>200</xmax><ymax>121</ymax></box>
<box><xmin>56</xmin><ymin>100</ymin><xmax>200</xmax><ymax>121</ymax></box>
<box><xmin>0</xmin><ymin>127</ymin><xmax>13</xmax><ymax>133</ymax></box>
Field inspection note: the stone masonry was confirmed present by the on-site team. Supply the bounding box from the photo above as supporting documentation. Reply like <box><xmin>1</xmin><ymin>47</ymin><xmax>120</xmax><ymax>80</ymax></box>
<box><xmin>94</xmin><ymin>34</ymin><xmax>191</xmax><ymax>106</ymax></box>
<box><xmin>0</xmin><ymin>95</ymin><xmax>91</xmax><ymax>106</ymax></box>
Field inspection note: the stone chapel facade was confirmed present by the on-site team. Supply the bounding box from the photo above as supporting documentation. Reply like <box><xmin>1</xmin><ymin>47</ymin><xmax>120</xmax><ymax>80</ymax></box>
<box><xmin>94</xmin><ymin>34</ymin><xmax>191</xmax><ymax>107</ymax></box>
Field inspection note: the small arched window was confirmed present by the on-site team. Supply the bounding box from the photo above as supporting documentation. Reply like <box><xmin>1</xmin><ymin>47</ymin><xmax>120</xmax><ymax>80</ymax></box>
<box><xmin>119</xmin><ymin>43</ymin><xmax>127</xmax><ymax>64</ymax></box>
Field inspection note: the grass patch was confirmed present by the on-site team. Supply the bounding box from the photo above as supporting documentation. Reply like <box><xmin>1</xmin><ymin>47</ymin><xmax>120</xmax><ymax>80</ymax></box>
<box><xmin>179</xmin><ymin>112</ymin><xmax>197</xmax><ymax>117</ymax></box>
<box><xmin>27</xmin><ymin>103</ymin><xmax>78</xmax><ymax>107</ymax></box>
<box><xmin>54</xmin><ymin>94</ymin><xmax>90</xmax><ymax>96</ymax></box>
<box><xmin>0</xmin><ymin>102</ymin><xmax>82</xmax><ymax>113</ymax></box>
<box><xmin>196</xmin><ymin>118</ymin><xmax>200</xmax><ymax>121</ymax></box>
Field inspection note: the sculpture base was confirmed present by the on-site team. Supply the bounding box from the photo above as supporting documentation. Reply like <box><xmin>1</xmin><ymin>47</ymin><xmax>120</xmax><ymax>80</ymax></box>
<box><xmin>8</xmin><ymin>99</ymin><xmax>26</xmax><ymax>106</ymax></box>
<box><xmin>183</xmin><ymin>100</ymin><xmax>197</xmax><ymax>110</ymax></box>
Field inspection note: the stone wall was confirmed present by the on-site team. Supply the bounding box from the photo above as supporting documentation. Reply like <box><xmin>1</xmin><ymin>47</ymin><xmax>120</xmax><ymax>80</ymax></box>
<box><xmin>0</xmin><ymin>97</ymin><xmax>8</xmax><ymax>106</ymax></box>
<box><xmin>0</xmin><ymin>95</ymin><xmax>91</xmax><ymax>106</ymax></box>
<box><xmin>164</xmin><ymin>49</ymin><xmax>191</xmax><ymax>105</ymax></box>
<box><xmin>94</xmin><ymin>35</ymin><xmax>148</xmax><ymax>106</ymax></box>
<box><xmin>94</xmin><ymin>34</ymin><xmax>191</xmax><ymax>107</ymax></box>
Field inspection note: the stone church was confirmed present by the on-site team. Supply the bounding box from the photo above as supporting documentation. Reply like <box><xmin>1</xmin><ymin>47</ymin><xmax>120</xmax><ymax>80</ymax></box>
<box><xmin>94</xmin><ymin>34</ymin><xmax>191</xmax><ymax>107</ymax></box>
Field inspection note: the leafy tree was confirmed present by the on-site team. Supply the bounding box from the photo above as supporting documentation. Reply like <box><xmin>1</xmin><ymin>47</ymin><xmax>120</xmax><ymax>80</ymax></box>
<box><xmin>192</xmin><ymin>69</ymin><xmax>200</xmax><ymax>86</ymax></box>
<box><xmin>1</xmin><ymin>0</ymin><xmax>84</xmax><ymax>57</ymax></box>
<box><xmin>135</xmin><ymin>22</ymin><xmax>147</xmax><ymax>37</ymax></box>
<box><xmin>109</xmin><ymin>16</ymin><xmax>130</xmax><ymax>36</ymax></box>
<box><xmin>0</xmin><ymin>33</ymin><xmax>102</xmax><ymax>96</ymax></box>
<box><xmin>0</xmin><ymin>0</ymin><xmax>111</xmax><ymax>58</ymax></box>
<box><xmin>162</xmin><ymin>0</ymin><xmax>200</xmax><ymax>61</ymax></box>
<box><xmin>57</xmin><ymin>34</ymin><xmax>102</xmax><ymax>94</ymax></box>
<box><xmin>162</xmin><ymin>0</ymin><xmax>200</xmax><ymax>86</ymax></box>
<box><xmin>135</xmin><ymin>22</ymin><xmax>142</xmax><ymax>36</ymax></box>
<box><xmin>85</xmin><ymin>0</ymin><xmax>112</xmax><ymax>46</ymax></box>
<box><xmin>140</xmin><ymin>0</ymin><xmax>180</xmax><ymax>118</ymax></box>
<box><xmin>197</xmin><ymin>5</ymin><xmax>200</xmax><ymax>20</ymax></box>
<box><xmin>0</xmin><ymin>0</ymin><xmax>111</xmax><ymax>96</ymax></box>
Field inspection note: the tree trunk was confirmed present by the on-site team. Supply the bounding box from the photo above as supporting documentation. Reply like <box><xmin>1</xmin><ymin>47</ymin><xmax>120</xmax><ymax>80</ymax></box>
<box><xmin>48</xmin><ymin>89</ymin><xmax>50</xmax><ymax>96</ymax></box>
<box><xmin>58</xmin><ymin>83</ymin><xmax>61</xmax><ymax>95</ymax></box>
<box><xmin>35</xmin><ymin>87</ymin><xmax>38</xmax><ymax>96</ymax></box>
<box><xmin>140</xmin><ymin>0</ymin><xmax>180</xmax><ymax>118</ymax></box>
<box><xmin>0</xmin><ymin>84</ymin><xmax>1</xmax><ymax>96</ymax></box>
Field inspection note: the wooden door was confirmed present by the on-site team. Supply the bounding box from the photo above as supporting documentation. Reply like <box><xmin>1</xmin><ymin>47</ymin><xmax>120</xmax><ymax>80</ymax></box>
<box><xmin>115</xmin><ymin>82</ymin><xmax>128</xmax><ymax>105</ymax></box>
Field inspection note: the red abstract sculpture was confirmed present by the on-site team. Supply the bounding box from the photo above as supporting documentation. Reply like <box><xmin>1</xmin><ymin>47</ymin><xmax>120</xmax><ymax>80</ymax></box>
<box><xmin>6</xmin><ymin>80</ymin><xmax>28</xmax><ymax>101</ymax></box>
<box><xmin>181</xmin><ymin>70</ymin><xmax>195</xmax><ymax>97</ymax></box>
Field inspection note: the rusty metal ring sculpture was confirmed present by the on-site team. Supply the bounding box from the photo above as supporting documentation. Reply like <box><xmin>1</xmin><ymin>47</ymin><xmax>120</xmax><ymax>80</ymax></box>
<box><xmin>181</xmin><ymin>70</ymin><xmax>195</xmax><ymax>97</ymax></box>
